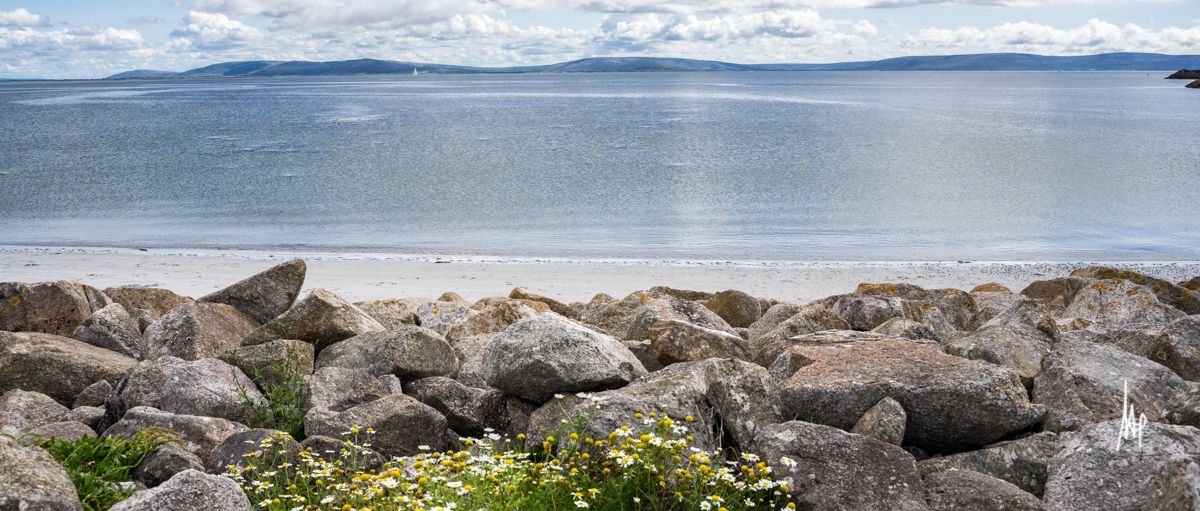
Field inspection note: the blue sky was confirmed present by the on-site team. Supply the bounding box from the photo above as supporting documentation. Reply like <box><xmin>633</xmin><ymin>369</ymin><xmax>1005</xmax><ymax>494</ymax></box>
<box><xmin>1</xmin><ymin>0</ymin><xmax>1197</xmax><ymax>78</ymax></box>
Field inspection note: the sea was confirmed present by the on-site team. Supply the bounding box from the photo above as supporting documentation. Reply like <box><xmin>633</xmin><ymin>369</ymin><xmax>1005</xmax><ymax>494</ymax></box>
<box><xmin>1</xmin><ymin>71</ymin><xmax>1197</xmax><ymax>263</ymax></box>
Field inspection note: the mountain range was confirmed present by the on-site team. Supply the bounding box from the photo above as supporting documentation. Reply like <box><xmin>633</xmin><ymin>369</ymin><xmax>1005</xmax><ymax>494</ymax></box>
<box><xmin>108</xmin><ymin>52</ymin><xmax>1200</xmax><ymax>79</ymax></box>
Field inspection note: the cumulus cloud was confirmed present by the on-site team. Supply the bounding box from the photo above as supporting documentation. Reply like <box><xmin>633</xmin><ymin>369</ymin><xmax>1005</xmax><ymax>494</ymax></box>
<box><xmin>905</xmin><ymin>19</ymin><xmax>1200</xmax><ymax>53</ymax></box>
<box><xmin>170</xmin><ymin>10</ymin><xmax>262</xmax><ymax>49</ymax></box>
<box><xmin>596</xmin><ymin>9</ymin><xmax>841</xmax><ymax>51</ymax></box>
<box><xmin>191</xmin><ymin>0</ymin><xmax>501</xmax><ymax>30</ymax></box>
<box><xmin>0</xmin><ymin>26</ymin><xmax>145</xmax><ymax>51</ymax></box>
<box><xmin>0</xmin><ymin>7</ymin><xmax>45</xmax><ymax>27</ymax></box>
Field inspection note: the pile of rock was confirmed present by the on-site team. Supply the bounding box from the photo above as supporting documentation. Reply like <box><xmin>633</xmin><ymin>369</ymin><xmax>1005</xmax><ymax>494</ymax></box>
<box><xmin>2</xmin><ymin>260</ymin><xmax>1199</xmax><ymax>510</ymax></box>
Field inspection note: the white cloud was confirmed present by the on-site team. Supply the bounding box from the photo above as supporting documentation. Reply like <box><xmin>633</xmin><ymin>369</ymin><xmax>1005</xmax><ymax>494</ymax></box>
<box><xmin>191</xmin><ymin>0</ymin><xmax>501</xmax><ymax>30</ymax></box>
<box><xmin>0</xmin><ymin>7</ymin><xmax>45</xmax><ymax>27</ymax></box>
<box><xmin>170</xmin><ymin>11</ymin><xmax>262</xmax><ymax>49</ymax></box>
<box><xmin>905</xmin><ymin>19</ymin><xmax>1200</xmax><ymax>53</ymax></box>
<box><xmin>0</xmin><ymin>26</ymin><xmax>145</xmax><ymax>51</ymax></box>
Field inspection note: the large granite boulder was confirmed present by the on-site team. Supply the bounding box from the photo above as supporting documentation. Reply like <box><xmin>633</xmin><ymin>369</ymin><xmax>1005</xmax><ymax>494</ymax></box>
<box><xmin>761</xmin><ymin>330</ymin><xmax>896</xmax><ymax>374</ymax></box>
<box><xmin>27</xmin><ymin>421</ymin><xmax>97</xmax><ymax>441</ymax></box>
<box><xmin>446</xmin><ymin>299</ymin><xmax>547</xmax><ymax>341</ymax></box>
<box><xmin>72</xmin><ymin>303</ymin><xmax>143</xmax><ymax>359</ymax></box>
<box><xmin>773</xmin><ymin>337</ymin><xmax>1044</xmax><ymax>452</ymax></box>
<box><xmin>482</xmin><ymin>314</ymin><xmax>646</xmax><ymax>403</ymax></box>
<box><xmin>102</xmin><ymin>286</ymin><xmax>193</xmax><ymax>325</ymax></box>
<box><xmin>416</xmin><ymin>301</ymin><xmax>474</xmax><ymax>336</ymax></box>
<box><xmin>1033</xmin><ymin>339</ymin><xmax>1187</xmax><ymax>431</ymax></box>
<box><xmin>103</xmin><ymin>407</ymin><xmax>247</xmax><ymax>463</ymax></box>
<box><xmin>832</xmin><ymin>293</ymin><xmax>904</xmax><ymax>331</ymax></box>
<box><xmin>0</xmin><ymin>389</ymin><xmax>69</xmax><ymax>436</ymax></box>
<box><xmin>108</xmin><ymin>469</ymin><xmax>252</xmax><ymax>511</ymax></box>
<box><xmin>1148</xmin><ymin>458</ymin><xmax>1200</xmax><ymax>510</ymax></box>
<box><xmin>199</xmin><ymin>258</ymin><xmax>306</xmax><ymax>324</ymax></box>
<box><xmin>1182</xmin><ymin>276</ymin><xmax>1200</xmax><ymax>292</ymax></box>
<box><xmin>0</xmin><ymin>331</ymin><xmax>136</xmax><ymax>405</ymax></box>
<box><xmin>353</xmin><ymin>297</ymin><xmax>426</xmax><ymax>329</ymax></box>
<box><xmin>316</xmin><ymin>325</ymin><xmax>458</xmax><ymax>382</ymax></box>
<box><xmin>509</xmin><ymin>287</ymin><xmax>575</xmax><ymax>318</ymax></box>
<box><xmin>242</xmin><ymin>288</ymin><xmax>383</xmax><ymax>352</ymax></box>
<box><xmin>1062</xmin><ymin>278</ymin><xmax>1184</xmax><ymax>329</ymax></box>
<box><xmin>871</xmin><ymin>317</ymin><xmax>939</xmax><ymax>341</ymax></box>
<box><xmin>1044</xmin><ymin>420</ymin><xmax>1200</xmax><ymax>510</ymax></box>
<box><xmin>754</xmin><ymin>421</ymin><xmax>929</xmax><ymax>511</ymax></box>
<box><xmin>1071</xmin><ymin>266</ymin><xmax>1200</xmax><ymax>315</ymax></box>
<box><xmin>0</xmin><ymin>435</ymin><xmax>83</xmax><ymax>510</ymax></box>
<box><xmin>221</xmin><ymin>339</ymin><xmax>314</xmax><ymax>388</ymax></box>
<box><xmin>918</xmin><ymin>432</ymin><xmax>1061</xmax><ymax>497</ymax></box>
<box><xmin>134</xmin><ymin>442</ymin><xmax>205</xmax><ymax>488</ymax></box>
<box><xmin>303</xmin><ymin>367</ymin><xmax>390</xmax><ymax>412</ymax></box>
<box><xmin>647</xmin><ymin>319</ymin><xmax>751</xmax><ymax>365</ymax></box>
<box><xmin>143</xmin><ymin>302</ymin><xmax>260</xmax><ymax>361</ymax></box>
<box><xmin>850</xmin><ymin>396</ymin><xmax>906</xmax><ymax>446</ymax></box>
<box><xmin>0</xmin><ymin>280</ymin><xmax>111</xmax><ymax>336</ymax></box>
<box><xmin>943</xmin><ymin>298</ymin><xmax>1059</xmax><ymax>386</ymax></box>
<box><xmin>304</xmin><ymin>394</ymin><xmax>453</xmax><ymax>458</ymax></box>
<box><xmin>1019</xmin><ymin>276</ymin><xmax>1088</xmax><ymax>311</ymax></box>
<box><xmin>746</xmin><ymin>302</ymin><xmax>803</xmax><ymax>342</ymax></box>
<box><xmin>205</xmin><ymin>428</ymin><xmax>300</xmax><ymax>474</ymax></box>
<box><xmin>448</xmin><ymin>333</ymin><xmax>496</xmax><ymax>389</ymax></box>
<box><xmin>703</xmin><ymin>289</ymin><xmax>762</xmax><ymax>328</ymax></box>
<box><xmin>830</xmin><ymin>283</ymin><xmax>977</xmax><ymax>334</ymax></box>
<box><xmin>581</xmin><ymin>290</ymin><xmax>735</xmax><ymax>340</ymax></box>
<box><xmin>922</xmin><ymin>468</ymin><xmax>1046</xmax><ymax>511</ymax></box>
<box><xmin>108</xmin><ymin>357</ymin><xmax>266</xmax><ymax>424</ymax></box>
<box><xmin>750</xmin><ymin>304</ymin><xmax>850</xmax><ymax>365</ymax></box>
<box><xmin>405</xmin><ymin>376</ymin><xmax>534</xmax><ymax>437</ymax></box>
<box><xmin>73</xmin><ymin>380</ymin><xmax>113</xmax><ymax>408</ymax></box>
<box><xmin>967</xmin><ymin>283</ymin><xmax>1021</xmax><ymax>331</ymax></box>
<box><xmin>527</xmin><ymin>358</ymin><xmax>783</xmax><ymax>451</ymax></box>
<box><xmin>1141</xmin><ymin>315</ymin><xmax>1200</xmax><ymax>381</ymax></box>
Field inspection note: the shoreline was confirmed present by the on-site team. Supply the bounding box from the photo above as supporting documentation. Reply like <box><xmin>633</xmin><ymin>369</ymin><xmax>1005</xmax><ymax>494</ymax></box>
<box><xmin>3</xmin><ymin>245</ymin><xmax>1198</xmax><ymax>303</ymax></box>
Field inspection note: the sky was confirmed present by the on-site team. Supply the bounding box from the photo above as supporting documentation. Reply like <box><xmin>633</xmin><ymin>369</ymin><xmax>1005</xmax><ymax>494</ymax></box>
<box><xmin>0</xmin><ymin>0</ymin><xmax>1197</xmax><ymax>78</ymax></box>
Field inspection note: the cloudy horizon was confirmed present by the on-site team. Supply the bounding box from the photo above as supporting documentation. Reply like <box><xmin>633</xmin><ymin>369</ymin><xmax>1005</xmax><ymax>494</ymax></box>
<box><xmin>1</xmin><ymin>0</ymin><xmax>1197</xmax><ymax>79</ymax></box>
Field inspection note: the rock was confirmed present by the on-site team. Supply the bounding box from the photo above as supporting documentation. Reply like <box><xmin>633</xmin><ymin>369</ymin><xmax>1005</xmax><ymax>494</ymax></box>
<box><xmin>304</xmin><ymin>394</ymin><xmax>452</xmax><ymax>458</ymax></box>
<box><xmin>303</xmin><ymin>367</ymin><xmax>390</xmax><ymax>412</ymax></box>
<box><xmin>143</xmin><ymin>302</ymin><xmax>260</xmax><ymax>361</ymax></box>
<box><xmin>436</xmin><ymin>292</ymin><xmax>471</xmax><ymax>307</ymax></box>
<box><xmin>703</xmin><ymin>289</ymin><xmax>762</xmax><ymax>328</ymax></box>
<box><xmin>622</xmin><ymin>339</ymin><xmax>664</xmax><ymax>372</ymax></box>
<box><xmin>647</xmin><ymin>286</ymin><xmax>712</xmax><ymax>301</ymax></box>
<box><xmin>0</xmin><ymin>331</ymin><xmax>136</xmax><ymax>406</ymax></box>
<box><xmin>446</xmin><ymin>299</ymin><xmax>547</xmax><ymax>341</ymax></box>
<box><xmin>1071</xmin><ymin>266</ymin><xmax>1200</xmax><ymax>315</ymax></box>
<box><xmin>923</xmin><ymin>469</ymin><xmax>1046</xmax><ymax>511</ymax></box>
<box><xmin>871</xmin><ymin>317</ymin><xmax>938</xmax><ymax>341</ymax></box>
<box><xmin>353</xmin><ymin>298</ymin><xmax>426</xmax><ymax>329</ymax></box>
<box><xmin>379</xmin><ymin>374</ymin><xmax>404</xmax><ymax>394</ymax></box>
<box><xmin>1142</xmin><ymin>315</ymin><xmax>1200</xmax><ymax>381</ymax></box>
<box><xmin>972</xmin><ymin>283</ymin><xmax>1013</xmax><ymax>293</ymax></box>
<box><xmin>316</xmin><ymin>325</ymin><xmax>458</xmax><ymax>383</ymax></box>
<box><xmin>0</xmin><ymin>280</ymin><xmax>111</xmax><ymax>336</ymax></box>
<box><xmin>62</xmin><ymin>406</ymin><xmax>104</xmax><ymax>431</ymax></box>
<box><xmin>221</xmin><ymin>339</ymin><xmax>313</xmax><ymax>388</ymax></box>
<box><xmin>242</xmin><ymin>289</ymin><xmax>384</xmax><ymax>352</ymax></box>
<box><xmin>109</xmin><ymin>357</ymin><xmax>266</xmax><ymax>424</ymax></box>
<box><xmin>0</xmin><ymin>435</ymin><xmax>83</xmax><ymax>511</ymax></box>
<box><xmin>135</xmin><ymin>442</ymin><xmax>205</xmax><ymax>487</ymax></box>
<box><xmin>102</xmin><ymin>287</ymin><xmax>193</xmax><ymax>324</ymax></box>
<box><xmin>850</xmin><ymin>397</ymin><xmax>906</xmax><ymax>446</ymax></box>
<box><xmin>1033</xmin><ymin>339</ymin><xmax>1187</xmax><ymax>431</ymax></box>
<box><xmin>299</xmin><ymin>435</ymin><xmax>387</xmax><ymax>471</ymax></box>
<box><xmin>1044</xmin><ymin>420</ymin><xmax>1200</xmax><ymax>511</ymax></box>
<box><xmin>832</xmin><ymin>293</ymin><xmax>903</xmax><ymax>330</ymax></box>
<box><xmin>0</xmin><ymin>389</ymin><xmax>69</xmax><ymax>435</ymax></box>
<box><xmin>773</xmin><ymin>337</ymin><xmax>1043</xmax><ymax>452</ymax></box>
<box><xmin>1019</xmin><ymin>277</ymin><xmax>1088</xmax><ymax>311</ymax></box>
<box><xmin>751</xmin><ymin>304</ymin><xmax>850</xmax><ymax>365</ymax></box>
<box><xmin>762</xmin><ymin>330</ymin><xmax>896</xmax><ymax>378</ymax></box>
<box><xmin>1165</xmin><ymin>383</ymin><xmax>1200</xmax><ymax>428</ymax></box>
<box><xmin>1148</xmin><ymin>458</ymin><xmax>1200</xmax><ymax>510</ymax></box>
<box><xmin>1188</xmin><ymin>79</ymin><xmax>1200</xmax><ymax>89</ymax></box>
<box><xmin>1167</xmin><ymin>70</ymin><xmax>1200</xmax><ymax>79</ymax></box>
<box><xmin>968</xmin><ymin>288</ymin><xmax>1021</xmax><ymax>331</ymax></box>
<box><xmin>27</xmin><ymin>421</ymin><xmax>96</xmax><ymax>441</ymax></box>
<box><xmin>509</xmin><ymin>288</ymin><xmax>575</xmax><ymax>318</ymax></box>
<box><xmin>746</xmin><ymin>302</ymin><xmax>803</xmax><ymax>343</ymax></box>
<box><xmin>108</xmin><ymin>469</ymin><xmax>252</xmax><ymax>511</ymax></box>
<box><xmin>1062</xmin><ymin>278</ymin><xmax>1184</xmax><ymax>329</ymax></box>
<box><xmin>575</xmin><ymin>293</ymin><xmax>615</xmax><ymax>324</ymax></box>
<box><xmin>104</xmin><ymin>407</ymin><xmax>247</xmax><ymax>463</ymax></box>
<box><xmin>199</xmin><ymin>258</ymin><xmax>306</xmax><ymax>324</ymax></box>
<box><xmin>449</xmin><ymin>333</ymin><xmax>496</xmax><ymax>389</ymax></box>
<box><xmin>482</xmin><ymin>315</ymin><xmax>646</xmax><ymax>403</ymax></box>
<box><xmin>1182</xmin><ymin>277</ymin><xmax>1200</xmax><ymax>292</ymax></box>
<box><xmin>849</xmin><ymin>283</ymin><xmax>977</xmax><ymax>331</ymax></box>
<box><xmin>416</xmin><ymin>301</ymin><xmax>474</xmax><ymax>336</ymax></box>
<box><xmin>527</xmin><ymin>358</ymin><xmax>783</xmax><ymax>451</ymax></box>
<box><xmin>74</xmin><ymin>380</ymin><xmax>113</xmax><ymax>408</ymax></box>
<box><xmin>754</xmin><ymin>421</ymin><xmax>929</xmax><ymax>511</ymax></box>
<box><xmin>72</xmin><ymin>303</ymin><xmax>143</xmax><ymax>359</ymax></box>
<box><xmin>581</xmin><ymin>290</ymin><xmax>735</xmax><ymax>341</ymax></box>
<box><xmin>943</xmin><ymin>298</ymin><xmax>1059</xmax><ymax>386</ymax></box>
<box><xmin>404</xmin><ymin>376</ymin><xmax>534</xmax><ymax>437</ymax></box>
<box><xmin>205</xmin><ymin>429</ymin><xmax>300</xmax><ymax>474</ymax></box>
<box><xmin>647</xmin><ymin>319</ymin><xmax>751</xmax><ymax>365</ymax></box>
<box><xmin>918</xmin><ymin>432</ymin><xmax>1060</xmax><ymax>497</ymax></box>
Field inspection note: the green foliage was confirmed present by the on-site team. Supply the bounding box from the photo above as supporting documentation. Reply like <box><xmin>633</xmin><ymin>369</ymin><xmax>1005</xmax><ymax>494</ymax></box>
<box><xmin>234</xmin><ymin>347</ymin><xmax>308</xmax><ymax>440</ymax></box>
<box><xmin>227</xmin><ymin>410</ymin><xmax>794</xmax><ymax>511</ymax></box>
<box><xmin>35</xmin><ymin>431</ymin><xmax>169</xmax><ymax>511</ymax></box>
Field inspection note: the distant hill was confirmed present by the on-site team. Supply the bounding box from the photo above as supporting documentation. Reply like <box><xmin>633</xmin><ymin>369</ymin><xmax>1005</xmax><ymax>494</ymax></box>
<box><xmin>106</xmin><ymin>53</ymin><xmax>1200</xmax><ymax>79</ymax></box>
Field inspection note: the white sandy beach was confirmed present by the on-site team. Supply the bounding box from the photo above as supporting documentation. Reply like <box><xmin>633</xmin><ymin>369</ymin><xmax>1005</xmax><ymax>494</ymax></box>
<box><xmin>2</xmin><ymin>246</ymin><xmax>1198</xmax><ymax>303</ymax></box>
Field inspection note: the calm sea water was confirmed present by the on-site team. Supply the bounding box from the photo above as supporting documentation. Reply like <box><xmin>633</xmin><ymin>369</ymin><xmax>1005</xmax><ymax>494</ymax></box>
<box><xmin>1</xmin><ymin>72</ymin><xmax>1197</xmax><ymax>261</ymax></box>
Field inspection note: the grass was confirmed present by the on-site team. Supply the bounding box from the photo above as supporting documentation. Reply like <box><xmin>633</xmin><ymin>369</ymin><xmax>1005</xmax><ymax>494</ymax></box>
<box><xmin>235</xmin><ymin>346</ymin><xmax>308</xmax><ymax>440</ymax></box>
<box><xmin>31</xmin><ymin>430</ymin><xmax>170</xmax><ymax>511</ymax></box>
<box><xmin>226</xmin><ymin>403</ymin><xmax>794</xmax><ymax>511</ymax></box>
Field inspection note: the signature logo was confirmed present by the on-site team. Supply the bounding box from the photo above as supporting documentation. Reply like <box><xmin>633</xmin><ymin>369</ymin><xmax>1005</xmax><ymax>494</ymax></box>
<box><xmin>1115</xmin><ymin>379</ymin><xmax>1147</xmax><ymax>452</ymax></box>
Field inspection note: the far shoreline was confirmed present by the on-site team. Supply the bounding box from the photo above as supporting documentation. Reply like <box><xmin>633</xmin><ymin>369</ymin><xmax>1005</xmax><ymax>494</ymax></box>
<box><xmin>2</xmin><ymin>244</ymin><xmax>1197</xmax><ymax>304</ymax></box>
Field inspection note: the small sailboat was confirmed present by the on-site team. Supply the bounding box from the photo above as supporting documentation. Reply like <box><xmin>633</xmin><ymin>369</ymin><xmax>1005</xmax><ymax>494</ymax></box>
<box><xmin>412</xmin><ymin>68</ymin><xmax>418</xmax><ymax>76</ymax></box>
